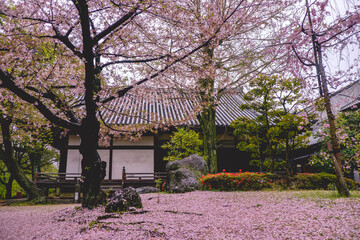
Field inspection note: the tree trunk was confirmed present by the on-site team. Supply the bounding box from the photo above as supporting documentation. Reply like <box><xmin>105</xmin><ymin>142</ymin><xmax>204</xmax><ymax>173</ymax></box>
<box><xmin>76</xmin><ymin>0</ymin><xmax>107</xmax><ymax>208</ymax></box>
<box><xmin>305</xmin><ymin>0</ymin><xmax>349</xmax><ymax>197</ymax></box>
<box><xmin>5</xmin><ymin>174</ymin><xmax>14</xmax><ymax>199</ymax></box>
<box><xmin>198</xmin><ymin>105</ymin><xmax>217</xmax><ymax>173</ymax></box>
<box><xmin>285</xmin><ymin>136</ymin><xmax>291</xmax><ymax>178</ymax></box>
<box><xmin>0</xmin><ymin>115</ymin><xmax>45</xmax><ymax>203</ymax></box>
<box><xmin>271</xmin><ymin>144</ymin><xmax>277</xmax><ymax>173</ymax></box>
<box><xmin>196</xmin><ymin>45</ymin><xmax>218</xmax><ymax>173</ymax></box>
<box><xmin>79</xmin><ymin>117</ymin><xmax>107</xmax><ymax>208</ymax></box>
<box><xmin>268</xmin><ymin>141</ymin><xmax>273</xmax><ymax>173</ymax></box>
<box><xmin>317</xmin><ymin>48</ymin><xmax>349</xmax><ymax>196</ymax></box>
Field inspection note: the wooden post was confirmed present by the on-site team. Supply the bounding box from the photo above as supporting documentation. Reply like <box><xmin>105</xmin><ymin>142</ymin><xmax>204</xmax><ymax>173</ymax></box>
<box><xmin>56</xmin><ymin>187</ymin><xmax>60</xmax><ymax>197</ymax></box>
<box><xmin>122</xmin><ymin>166</ymin><xmax>126</xmax><ymax>189</ymax></box>
<box><xmin>74</xmin><ymin>178</ymin><xmax>81</xmax><ymax>203</ymax></box>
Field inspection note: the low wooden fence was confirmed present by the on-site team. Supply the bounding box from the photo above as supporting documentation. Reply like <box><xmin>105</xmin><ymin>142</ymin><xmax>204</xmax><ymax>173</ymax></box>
<box><xmin>35</xmin><ymin>170</ymin><xmax>167</xmax><ymax>196</ymax></box>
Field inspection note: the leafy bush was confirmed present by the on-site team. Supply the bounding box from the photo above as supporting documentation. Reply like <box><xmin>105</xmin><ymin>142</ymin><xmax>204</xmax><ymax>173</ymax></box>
<box><xmin>199</xmin><ymin>172</ymin><xmax>360</xmax><ymax>191</ymax></box>
<box><xmin>345</xmin><ymin>178</ymin><xmax>360</xmax><ymax>190</ymax></box>
<box><xmin>293</xmin><ymin>173</ymin><xmax>336</xmax><ymax>190</ymax></box>
<box><xmin>161</xmin><ymin>128</ymin><xmax>204</xmax><ymax>161</ymax></box>
<box><xmin>200</xmin><ymin>171</ymin><xmax>272</xmax><ymax>191</ymax></box>
<box><xmin>293</xmin><ymin>173</ymin><xmax>360</xmax><ymax>190</ymax></box>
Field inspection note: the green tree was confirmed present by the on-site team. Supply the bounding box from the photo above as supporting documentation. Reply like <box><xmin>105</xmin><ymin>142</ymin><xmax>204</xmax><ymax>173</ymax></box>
<box><xmin>231</xmin><ymin>75</ymin><xmax>277</xmax><ymax>172</ymax></box>
<box><xmin>0</xmin><ymin>100</ymin><xmax>57</xmax><ymax>201</ymax></box>
<box><xmin>0</xmin><ymin>114</ymin><xmax>45</xmax><ymax>202</ymax></box>
<box><xmin>273</xmin><ymin>77</ymin><xmax>312</xmax><ymax>176</ymax></box>
<box><xmin>231</xmin><ymin>116</ymin><xmax>268</xmax><ymax>171</ymax></box>
<box><xmin>161</xmin><ymin>128</ymin><xmax>204</xmax><ymax>162</ymax></box>
<box><xmin>231</xmin><ymin>75</ymin><xmax>311</xmax><ymax>175</ymax></box>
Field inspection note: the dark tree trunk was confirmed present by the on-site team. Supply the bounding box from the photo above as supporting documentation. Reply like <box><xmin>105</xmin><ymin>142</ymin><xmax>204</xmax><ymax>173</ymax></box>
<box><xmin>271</xmin><ymin>144</ymin><xmax>278</xmax><ymax>173</ymax></box>
<box><xmin>268</xmin><ymin>141</ymin><xmax>273</xmax><ymax>173</ymax></box>
<box><xmin>0</xmin><ymin>115</ymin><xmax>45</xmax><ymax>203</ymax></box>
<box><xmin>5</xmin><ymin>174</ymin><xmax>14</xmax><ymax>199</ymax></box>
<box><xmin>76</xmin><ymin>0</ymin><xmax>106</xmax><ymax>208</ymax></box>
<box><xmin>285</xmin><ymin>136</ymin><xmax>291</xmax><ymax>178</ymax></box>
<box><xmin>79</xmin><ymin>117</ymin><xmax>106</xmax><ymax>208</ymax></box>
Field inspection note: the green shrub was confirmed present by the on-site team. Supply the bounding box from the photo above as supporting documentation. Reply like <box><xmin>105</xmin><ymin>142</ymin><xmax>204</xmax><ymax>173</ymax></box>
<box><xmin>344</xmin><ymin>178</ymin><xmax>360</xmax><ymax>190</ymax></box>
<box><xmin>200</xmin><ymin>171</ymin><xmax>272</xmax><ymax>191</ymax></box>
<box><xmin>161</xmin><ymin>128</ymin><xmax>204</xmax><ymax>161</ymax></box>
<box><xmin>293</xmin><ymin>173</ymin><xmax>335</xmax><ymax>190</ymax></box>
<box><xmin>199</xmin><ymin>172</ymin><xmax>360</xmax><ymax>191</ymax></box>
<box><xmin>293</xmin><ymin>173</ymin><xmax>360</xmax><ymax>190</ymax></box>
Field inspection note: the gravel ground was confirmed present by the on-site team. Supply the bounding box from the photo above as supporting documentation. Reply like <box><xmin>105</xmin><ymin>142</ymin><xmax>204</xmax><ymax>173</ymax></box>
<box><xmin>1</xmin><ymin>191</ymin><xmax>360</xmax><ymax>240</ymax></box>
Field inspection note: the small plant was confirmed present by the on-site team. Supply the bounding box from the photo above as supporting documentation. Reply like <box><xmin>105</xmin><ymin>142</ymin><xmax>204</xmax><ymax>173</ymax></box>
<box><xmin>155</xmin><ymin>178</ymin><xmax>163</xmax><ymax>189</ymax></box>
<box><xmin>161</xmin><ymin>128</ymin><xmax>204</xmax><ymax>161</ymax></box>
<box><xmin>156</xmin><ymin>178</ymin><xmax>163</xmax><ymax>203</ymax></box>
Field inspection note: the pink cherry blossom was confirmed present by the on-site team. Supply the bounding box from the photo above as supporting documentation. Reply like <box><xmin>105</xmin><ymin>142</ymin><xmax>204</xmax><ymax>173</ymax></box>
<box><xmin>1</xmin><ymin>191</ymin><xmax>360</xmax><ymax>240</ymax></box>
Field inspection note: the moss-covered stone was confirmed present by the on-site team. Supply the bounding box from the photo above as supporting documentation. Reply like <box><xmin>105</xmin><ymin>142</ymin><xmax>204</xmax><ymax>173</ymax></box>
<box><xmin>105</xmin><ymin>187</ymin><xmax>142</xmax><ymax>213</ymax></box>
<box><xmin>166</xmin><ymin>154</ymin><xmax>208</xmax><ymax>193</ymax></box>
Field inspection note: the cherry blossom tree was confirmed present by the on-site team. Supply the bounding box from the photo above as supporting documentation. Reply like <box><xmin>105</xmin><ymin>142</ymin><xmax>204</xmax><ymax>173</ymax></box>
<box><xmin>288</xmin><ymin>0</ymin><xmax>360</xmax><ymax>196</ymax></box>
<box><xmin>0</xmin><ymin>0</ymin><xmax>244</xmax><ymax>207</ymax></box>
<box><xmin>0</xmin><ymin>99</ymin><xmax>47</xmax><ymax>202</ymax></box>
<box><xmin>164</xmin><ymin>0</ymin><xmax>294</xmax><ymax>173</ymax></box>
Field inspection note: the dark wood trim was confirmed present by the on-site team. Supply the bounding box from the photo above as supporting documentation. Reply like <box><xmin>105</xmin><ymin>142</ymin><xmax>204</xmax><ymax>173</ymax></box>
<box><xmin>154</xmin><ymin>134</ymin><xmax>159</xmax><ymax>171</ymax></box>
<box><xmin>67</xmin><ymin>145</ymin><xmax>155</xmax><ymax>150</ymax></box>
<box><xmin>109</xmin><ymin>135</ymin><xmax>113</xmax><ymax>180</ymax></box>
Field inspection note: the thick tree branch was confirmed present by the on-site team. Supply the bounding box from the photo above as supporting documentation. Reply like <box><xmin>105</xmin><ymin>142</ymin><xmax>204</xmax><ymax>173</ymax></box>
<box><xmin>291</xmin><ymin>44</ymin><xmax>315</xmax><ymax>67</ymax></box>
<box><xmin>52</xmin><ymin>26</ymin><xmax>83</xmax><ymax>59</ymax></box>
<box><xmin>93</xmin><ymin>5</ymin><xmax>139</xmax><ymax>44</ymax></box>
<box><xmin>101</xmin><ymin>54</ymin><xmax>171</xmax><ymax>69</ymax></box>
<box><xmin>0</xmin><ymin>70</ymin><xmax>80</xmax><ymax>132</ymax></box>
<box><xmin>25</xmin><ymin>86</ymin><xmax>79</xmax><ymax>124</ymax></box>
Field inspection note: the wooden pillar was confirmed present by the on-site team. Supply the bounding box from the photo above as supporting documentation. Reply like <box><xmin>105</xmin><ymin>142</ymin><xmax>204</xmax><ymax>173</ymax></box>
<box><xmin>58</xmin><ymin>135</ymin><xmax>69</xmax><ymax>173</ymax></box>
<box><xmin>109</xmin><ymin>135</ymin><xmax>113</xmax><ymax>180</ymax></box>
<box><xmin>74</xmin><ymin>178</ymin><xmax>81</xmax><ymax>203</ymax></box>
<box><xmin>122</xmin><ymin>166</ymin><xmax>126</xmax><ymax>188</ymax></box>
<box><xmin>154</xmin><ymin>134</ymin><xmax>159</xmax><ymax>172</ymax></box>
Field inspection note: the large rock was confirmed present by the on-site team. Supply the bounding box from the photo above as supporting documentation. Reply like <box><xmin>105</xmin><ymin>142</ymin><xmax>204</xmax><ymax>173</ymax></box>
<box><xmin>135</xmin><ymin>186</ymin><xmax>159</xmax><ymax>194</ymax></box>
<box><xmin>105</xmin><ymin>187</ymin><xmax>142</xmax><ymax>213</ymax></box>
<box><xmin>166</xmin><ymin>154</ymin><xmax>208</xmax><ymax>193</ymax></box>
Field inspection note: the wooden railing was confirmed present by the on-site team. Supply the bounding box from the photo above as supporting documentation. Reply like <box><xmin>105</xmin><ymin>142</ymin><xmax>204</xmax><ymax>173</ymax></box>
<box><xmin>35</xmin><ymin>170</ymin><xmax>167</xmax><ymax>192</ymax></box>
<box><xmin>100</xmin><ymin>171</ymin><xmax>167</xmax><ymax>190</ymax></box>
<box><xmin>35</xmin><ymin>172</ymin><xmax>81</xmax><ymax>188</ymax></box>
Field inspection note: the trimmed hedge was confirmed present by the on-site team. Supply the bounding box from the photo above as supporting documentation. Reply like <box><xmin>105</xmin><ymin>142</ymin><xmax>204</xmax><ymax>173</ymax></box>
<box><xmin>200</xmin><ymin>171</ymin><xmax>271</xmax><ymax>191</ymax></box>
<box><xmin>200</xmin><ymin>172</ymin><xmax>360</xmax><ymax>191</ymax></box>
<box><xmin>292</xmin><ymin>173</ymin><xmax>360</xmax><ymax>190</ymax></box>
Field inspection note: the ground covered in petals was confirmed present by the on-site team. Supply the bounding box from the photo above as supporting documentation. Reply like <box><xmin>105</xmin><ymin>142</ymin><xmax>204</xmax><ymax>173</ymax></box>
<box><xmin>1</xmin><ymin>191</ymin><xmax>360</xmax><ymax>240</ymax></box>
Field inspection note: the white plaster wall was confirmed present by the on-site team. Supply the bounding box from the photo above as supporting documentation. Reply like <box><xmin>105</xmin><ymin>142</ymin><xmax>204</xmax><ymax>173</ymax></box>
<box><xmin>68</xmin><ymin>135</ymin><xmax>81</xmax><ymax>146</ymax></box>
<box><xmin>66</xmin><ymin>149</ymin><xmax>110</xmax><ymax>179</ymax></box>
<box><xmin>112</xmin><ymin>150</ymin><xmax>154</xmax><ymax>179</ymax></box>
<box><xmin>66</xmin><ymin>150</ymin><xmax>81</xmax><ymax>173</ymax></box>
<box><xmin>113</xmin><ymin>136</ymin><xmax>154</xmax><ymax>146</ymax></box>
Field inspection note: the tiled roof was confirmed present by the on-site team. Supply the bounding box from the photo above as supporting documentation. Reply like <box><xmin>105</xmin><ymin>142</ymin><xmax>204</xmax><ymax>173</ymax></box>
<box><xmin>99</xmin><ymin>88</ymin><xmax>260</xmax><ymax>127</ymax></box>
